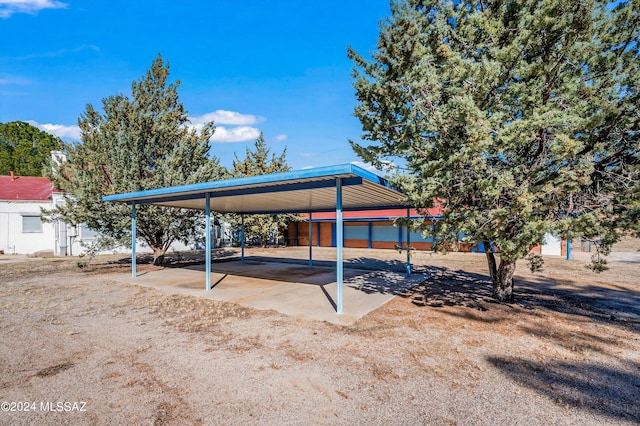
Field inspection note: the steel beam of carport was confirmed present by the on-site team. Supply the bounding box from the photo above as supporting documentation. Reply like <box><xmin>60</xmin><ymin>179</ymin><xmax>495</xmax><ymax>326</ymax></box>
<box><xmin>336</xmin><ymin>177</ymin><xmax>343</xmax><ymax>313</ymax></box>
<box><xmin>105</xmin><ymin>163</ymin><xmax>410</xmax><ymax>315</ymax></box>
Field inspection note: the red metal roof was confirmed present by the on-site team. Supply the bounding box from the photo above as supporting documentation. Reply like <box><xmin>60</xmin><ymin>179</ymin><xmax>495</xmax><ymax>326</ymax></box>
<box><xmin>0</xmin><ymin>175</ymin><xmax>54</xmax><ymax>201</ymax></box>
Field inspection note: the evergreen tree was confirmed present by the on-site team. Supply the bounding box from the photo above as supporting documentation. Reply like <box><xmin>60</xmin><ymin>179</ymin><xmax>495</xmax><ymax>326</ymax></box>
<box><xmin>46</xmin><ymin>55</ymin><xmax>226</xmax><ymax>265</ymax></box>
<box><xmin>0</xmin><ymin>121</ymin><xmax>62</xmax><ymax>176</ymax></box>
<box><xmin>229</xmin><ymin>133</ymin><xmax>298</xmax><ymax>247</ymax></box>
<box><xmin>349</xmin><ymin>0</ymin><xmax>639</xmax><ymax>300</ymax></box>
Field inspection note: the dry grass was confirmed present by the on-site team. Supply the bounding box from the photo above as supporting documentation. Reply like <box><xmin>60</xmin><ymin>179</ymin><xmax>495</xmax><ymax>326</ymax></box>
<box><xmin>1</xmin><ymin>243</ymin><xmax>639</xmax><ymax>425</ymax></box>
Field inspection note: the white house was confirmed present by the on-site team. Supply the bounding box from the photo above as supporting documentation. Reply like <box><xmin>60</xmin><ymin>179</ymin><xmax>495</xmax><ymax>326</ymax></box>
<box><xmin>0</xmin><ymin>172</ymin><xmax>118</xmax><ymax>255</ymax></box>
<box><xmin>0</xmin><ymin>171</ymin><xmax>222</xmax><ymax>256</ymax></box>
<box><xmin>0</xmin><ymin>172</ymin><xmax>61</xmax><ymax>255</ymax></box>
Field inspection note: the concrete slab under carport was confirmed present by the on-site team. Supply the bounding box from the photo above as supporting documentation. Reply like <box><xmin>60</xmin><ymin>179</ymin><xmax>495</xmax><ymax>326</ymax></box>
<box><xmin>111</xmin><ymin>259</ymin><xmax>427</xmax><ymax>325</ymax></box>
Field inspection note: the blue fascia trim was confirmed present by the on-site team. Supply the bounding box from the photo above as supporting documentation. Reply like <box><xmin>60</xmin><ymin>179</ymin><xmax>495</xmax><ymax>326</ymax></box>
<box><xmin>103</xmin><ymin>163</ymin><xmax>396</xmax><ymax>203</ymax></box>
<box><xmin>346</xmin><ymin>163</ymin><xmax>390</xmax><ymax>187</ymax></box>
<box><xmin>128</xmin><ymin>176</ymin><xmax>363</xmax><ymax>206</ymax></box>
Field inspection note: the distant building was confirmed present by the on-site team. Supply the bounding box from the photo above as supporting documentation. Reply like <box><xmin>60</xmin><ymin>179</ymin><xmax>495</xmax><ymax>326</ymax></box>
<box><xmin>287</xmin><ymin>208</ymin><xmax>440</xmax><ymax>250</ymax></box>
<box><xmin>286</xmin><ymin>208</ymin><xmax>567</xmax><ymax>257</ymax></box>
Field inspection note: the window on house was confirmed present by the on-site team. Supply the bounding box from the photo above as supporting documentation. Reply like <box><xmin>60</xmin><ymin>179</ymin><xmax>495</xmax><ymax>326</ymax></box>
<box><xmin>22</xmin><ymin>215</ymin><xmax>43</xmax><ymax>233</ymax></box>
<box><xmin>80</xmin><ymin>224</ymin><xmax>100</xmax><ymax>240</ymax></box>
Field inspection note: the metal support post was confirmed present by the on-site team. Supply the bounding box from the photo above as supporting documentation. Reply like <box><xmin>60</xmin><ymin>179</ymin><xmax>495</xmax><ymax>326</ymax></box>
<box><xmin>309</xmin><ymin>212</ymin><xmax>313</xmax><ymax>268</ymax></box>
<box><xmin>241</xmin><ymin>214</ymin><xmax>245</xmax><ymax>263</ymax></box>
<box><xmin>131</xmin><ymin>202</ymin><xmax>136</xmax><ymax>278</ymax></box>
<box><xmin>336</xmin><ymin>178</ymin><xmax>343</xmax><ymax>314</ymax></box>
<box><xmin>205</xmin><ymin>193</ymin><xmax>211</xmax><ymax>291</ymax></box>
<box><xmin>406</xmin><ymin>207</ymin><xmax>411</xmax><ymax>276</ymax></box>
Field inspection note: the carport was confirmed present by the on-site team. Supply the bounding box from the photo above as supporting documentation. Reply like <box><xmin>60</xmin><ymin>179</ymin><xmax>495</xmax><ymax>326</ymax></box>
<box><xmin>102</xmin><ymin>163</ymin><xmax>411</xmax><ymax>314</ymax></box>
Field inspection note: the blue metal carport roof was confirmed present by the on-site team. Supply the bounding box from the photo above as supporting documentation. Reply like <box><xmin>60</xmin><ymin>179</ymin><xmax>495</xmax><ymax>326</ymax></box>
<box><xmin>102</xmin><ymin>163</ymin><xmax>408</xmax><ymax>213</ymax></box>
<box><xmin>102</xmin><ymin>163</ymin><xmax>411</xmax><ymax>315</ymax></box>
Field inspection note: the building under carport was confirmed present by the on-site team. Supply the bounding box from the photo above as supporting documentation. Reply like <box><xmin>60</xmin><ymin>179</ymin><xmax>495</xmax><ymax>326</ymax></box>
<box><xmin>103</xmin><ymin>163</ymin><xmax>416</xmax><ymax>315</ymax></box>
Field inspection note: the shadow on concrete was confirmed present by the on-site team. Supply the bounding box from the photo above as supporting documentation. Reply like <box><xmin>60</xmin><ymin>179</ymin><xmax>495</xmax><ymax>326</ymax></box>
<box><xmin>220</xmin><ymin>256</ymin><xmax>429</xmax><ymax>296</ymax></box>
<box><xmin>186</xmin><ymin>258</ymin><xmax>339</xmax><ymax>286</ymax></box>
<box><xmin>231</xmin><ymin>254</ymin><xmax>413</xmax><ymax>274</ymax></box>
<box><xmin>210</xmin><ymin>274</ymin><xmax>228</xmax><ymax>289</ymax></box>
<box><xmin>320</xmin><ymin>285</ymin><xmax>337</xmax><ymax>311</ymax></box>
<box><xmin>344</xmin><ymin>256</ymin><xmax>412</xmax><ymax>273</ymax></box>
<box><xmin>158</xmin><ymin>254</ymin><xmax>425</xmax><ymax>293</ymax></box>
<box><xmin>487</xmin><ymin>356</ymin><xmax>640</xmax><ymax>422</ymax></box>
<box><xmin>346</xmin><ymin>268</ymin><xmax>428</xmax><ymax>295</ymax></box>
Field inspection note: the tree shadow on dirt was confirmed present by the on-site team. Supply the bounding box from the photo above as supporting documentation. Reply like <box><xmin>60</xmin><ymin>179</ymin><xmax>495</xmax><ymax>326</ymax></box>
<box><xmin>385</xmin><ymin>262</ymin><xmax>640</xmax><ymax>334</ymax></box>
<box><xmin>400</xmin><ymin>266</ymin><xmax>494</xmax><ymax>311</ymax></box>
<box><xmin>487</xmin><ymin>356</ymin><xmax>640</xmax><ymax>422</ymax></box>
<box><xmin>516</xmin><ymin>277</ymin><xmax>640</xmax><ymax>335</ymax></box>
<box><xmin>111</xmin><ymin>249</ymin><xmax>240</xmax><ymax>268</ymax></box>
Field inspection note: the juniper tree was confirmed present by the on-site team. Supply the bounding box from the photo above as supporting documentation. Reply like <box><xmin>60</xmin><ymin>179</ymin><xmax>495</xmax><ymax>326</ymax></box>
<box><xmin>349</xmin><ymin>0</ymin><xmax>639</xmax><ymax>300</ymax></box>
<box><xmin>228</xmin><ymin>133</ymin><xmax>298</xmax><ymax>247</ymax></box>
<box><xmin>47</xmin><ymin>55</ymin><xmax>225</xmax><ymax>265</ymax></box>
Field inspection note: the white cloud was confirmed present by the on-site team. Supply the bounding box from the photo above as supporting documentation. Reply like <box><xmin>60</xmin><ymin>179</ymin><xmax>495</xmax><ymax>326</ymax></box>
<box><xmin>274</xmin><ymin>134</ymin><xmax>287</xmax><ymax>141</ymax></box>
<box><xmin>27</xmin><ymin>120</ymin><xmax>80</xmax><ymax>139</ymax></box>
<box><xmin>300</xmin><ymin>152</ymin><xmax>316</xmax><ymax>158</ymax></box>
<box><xmin>0</xmin><ymin>0</ymin><xmax>68</xmax><ymax>18</ymax></box>
<box><xmin>189</xmin><ymin>110</ymin><xmax>263</xmax><ymax>126</ymax></box>
<box><xmin>211</xmin><ymin>126</ymin><xmax>260</xmax><ymax>143</ymax></box>
<box><xmin>188</xmin><ymin>110</ymin><xmax>263</xmax><ymax>143</ymax></box>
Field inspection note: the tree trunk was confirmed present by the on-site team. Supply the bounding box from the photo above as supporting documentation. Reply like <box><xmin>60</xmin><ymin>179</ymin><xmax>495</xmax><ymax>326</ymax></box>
<box><xmin>485</xmin><ymin>247</ymin><xmax>516</xmax><ymax>302</ymax></box>
<box><xmin>152</xmin><ymin>246</ymin><xmax>166</xmax><ymax>266</ymax></box>
<box><xmin>493</xmin><ymin>260</ymin><xmax>516</xmax><ymax>301</ymax></box>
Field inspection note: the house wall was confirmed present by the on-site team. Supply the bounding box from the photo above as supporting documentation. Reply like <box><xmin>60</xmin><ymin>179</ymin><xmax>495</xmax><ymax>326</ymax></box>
<box><xmin>287</xmin><ymin>219</ymin><xmax>438</xmax><ymax>251</ymax></box>
<box><xmin>52</xmin><ymin>192</ymin><xmax>199</xmax><ymax>256</ymax></box>
<box><xmin>0</xmin><ymin>201</ymin><xmax>56</xmax><ymax>254</ymax></box>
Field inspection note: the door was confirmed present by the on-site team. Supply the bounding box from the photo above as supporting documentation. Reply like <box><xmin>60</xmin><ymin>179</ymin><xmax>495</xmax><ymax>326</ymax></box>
<box><xmin>541</xmin><ymin>233</ymin><xmax>562</xmax><ymax>256</ymax></box>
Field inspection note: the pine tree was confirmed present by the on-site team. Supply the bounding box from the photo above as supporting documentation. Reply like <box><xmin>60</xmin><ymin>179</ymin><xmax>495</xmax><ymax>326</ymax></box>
<box><xmin>228</xmin><ymin>133</ymin><xmax>298</xmax><ymax>247</ymax></box>
<box><xmin>47</xmin><ymin>55</ymin><xmax>226</xmax><ymax>265</ymax></box>
<box><xmin>0</xmin><ymin>121</ymin><xmax>62</xmax><ymax>176</ymax></box>
<box><xmin>348</xmin><ymin>0</ymin><xmax>639</xmax><ymax>300</ymax></box>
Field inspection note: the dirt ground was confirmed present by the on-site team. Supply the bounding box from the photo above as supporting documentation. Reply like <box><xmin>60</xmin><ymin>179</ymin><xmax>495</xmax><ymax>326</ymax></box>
<box><xmin>1</xmin><ymin>240</ymin><xmax>639</xmax><ymax>425</ymax></box>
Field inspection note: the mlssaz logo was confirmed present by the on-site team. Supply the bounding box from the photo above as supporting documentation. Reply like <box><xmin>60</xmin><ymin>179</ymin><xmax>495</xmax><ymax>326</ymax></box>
<box><xmin>40</xmin><ymin>401</ymin><xmax>87</xmax><ymax>412</ymax></box>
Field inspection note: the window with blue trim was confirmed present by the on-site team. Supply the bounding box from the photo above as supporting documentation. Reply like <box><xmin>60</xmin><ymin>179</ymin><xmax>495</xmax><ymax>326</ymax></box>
<box><xmin>344</xmin><ymin>224</ymin><xmax>369</xmax><ymax>240</ymax></box>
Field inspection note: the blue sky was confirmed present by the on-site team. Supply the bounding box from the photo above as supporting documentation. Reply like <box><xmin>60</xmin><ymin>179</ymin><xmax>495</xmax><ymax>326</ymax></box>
<box><xmin>0</xmin><ymin>0</ymin><xmax>392</xmax><ymax>171</ymax></box>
